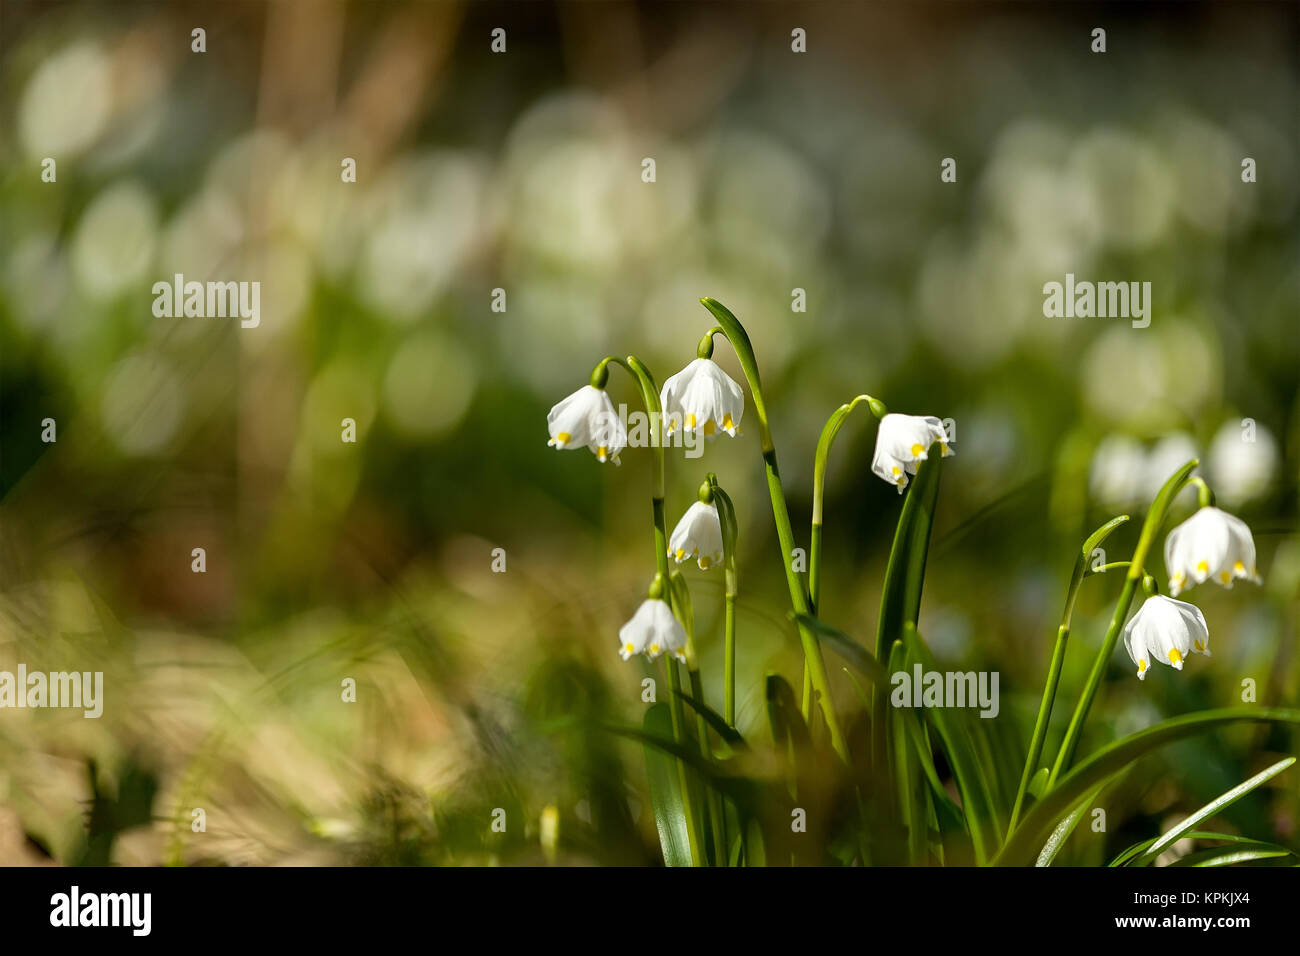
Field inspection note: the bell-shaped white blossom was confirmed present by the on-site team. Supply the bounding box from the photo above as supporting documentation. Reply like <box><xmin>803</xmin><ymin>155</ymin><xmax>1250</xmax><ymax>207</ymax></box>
<box><xmin>1164</xmin><ymin>506</ymin><xmax>1261</xmax><ymax>596</ymax></box>
<box><xmin>546</xmin><ymin>385</ymin><xmax>626</xmax><ymax>464</ymax></box>
<box><xmin>668</xmin><ymin>501</ymin><xmax>723</xmax><ymax>570</ymax></box>
<box><xmin>871</xmin><ymin>413</ymin><xmax>954</xmax><ymax>493</ymax></box>
<box><xmin>1123</xmin><ymin>595</ymin><xmax>1210</xmax><ymax>680</ymax></box>
<box><xmin>659</xmin><ymin>358</ymin><xmax>744</xmax><ymax>442</ymax></box>
<box><xmin>618</xmin><ymin>598</ymin><xmax>687</xmax><ymax>662</ymax></box>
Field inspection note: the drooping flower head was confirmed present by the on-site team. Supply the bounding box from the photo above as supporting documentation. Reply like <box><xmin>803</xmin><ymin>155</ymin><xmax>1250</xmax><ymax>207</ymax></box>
<box><xmin>660</xmin><ymin>358</ymin><xmax>744</xmax><ymax>442</ymax></box>
<box><xmin>871</xmin><ymin>413</ymin><xmax>954</xmax><ymax>493</ymax></box>
<box><xmin>618</xmin><ymin>597</ymin><xmax>687</xmax><ymax>663</ymax></box>
<box><xmin>1164</xmin><ymin>506</ymin><xmax>1261</xmax><ymax>597</ymax></box>
<box><xmin>546</xmin><ymin>385</ymin><xmax>626</xmax><ymax>465</ymax></box>
<box><xmin>668</xmin><ymin>500</ymin><xmax>723</xmax><ymax>570</ymax></box>
<box><xmin>1123</xmin><ymin>594</ymin><xmax>1210</xmax><ymax>680</ymax></box>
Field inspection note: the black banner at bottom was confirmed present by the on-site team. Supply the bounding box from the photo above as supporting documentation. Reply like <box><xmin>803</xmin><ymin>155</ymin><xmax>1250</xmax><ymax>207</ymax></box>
<box><xmin>0</xmin><ymin>863</ymin><xmax>1285</xmax><ymax>942</ymax></box>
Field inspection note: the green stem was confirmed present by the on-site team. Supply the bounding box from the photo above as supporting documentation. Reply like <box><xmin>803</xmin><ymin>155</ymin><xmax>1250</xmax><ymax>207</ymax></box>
<box><xmin>806</xmin><ymin>394</ymin><xmax>886</xmax><ymax>716</ymax></box>
<box><xmin>708</xmin><ymin>478</ymin><xmax>741</xmax><ymax>729</ymax></box>
<box><xmin>1008</xmin><ymin>514</ymin><xmax>1131</xmax><ymax>832</ymax></box>
<box><xmin>597</xmin><ymin>354</ymin><xmax>704</xmax><ymax>866</ymax></box>
<box><xmin>700</xmin><ymin>297</ymin><xmax>848</xmax><ymax>762</ymax></box>
<box><xmin>1047</xmin><ymin>460</ymin><xmax>1198</xmax><ymax>788</ymax></box>
<box><xmin>1189</xmin><ymin>475</ymin><xmax>1215</xmax><ymax>509</ymax></box>
<box><xmin>1010</xmin><ymin>623</ymin><xmax>1070</xmax><ymax>833</ymax></box>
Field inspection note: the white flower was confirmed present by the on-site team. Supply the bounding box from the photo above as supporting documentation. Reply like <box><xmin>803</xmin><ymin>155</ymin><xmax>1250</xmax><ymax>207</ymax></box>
<box><xmin>1143</xmin><ymin>433</ymin><xmax>1199</xmax><ymax>502</ymax></box>
<box><xmin>871</xmin><ymin>413</ymin><xmax>954</xmax><ymax>493</ymax></box>
<box><xmin>546</xmin><ymin>385</ymin><xmax>626</xmax><ymax>464</ymax></box>
<box><xmin>1123</xmin><ymin>595</ymin><xmax>1210</xmax><ymax>680</ymax></box>
<box><xmin>668</xmin><ymin>501</ymin><xmax>723</xmax><ymax>570</ymax></box>
<box><xmin>1164</xmin><ymin>506</ymin><xmax>1261</xmax><ymax>596</ymax></box>
<box><xmin>659</xmin><ymin>358</ymin><xmax>744</xmax><ymax>441</ymax></box>
<box><xmin>1090</xmin><ymin>434</ymin><xmax>1145</xmax><ymax>508</ymax></box>
<box><xmin>1208</xmin><ymin>420</ymin><xmax>1278</xmax><ymax>507</ymax></box>
<box><xmin>618</xmin><ymin>598</ymin><xmax>687</xmax><ymax>662</ymax></box>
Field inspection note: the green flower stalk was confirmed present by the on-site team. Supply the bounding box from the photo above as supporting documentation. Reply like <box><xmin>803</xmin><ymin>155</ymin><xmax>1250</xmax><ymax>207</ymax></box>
<box><xmin>1007</xmin><ymin>514</ymin><xmax>1129</xmax><ymax>832</ymax></box>
<box><xmin>806</xmin><ymin>393</ymin><xmax>887</xmax><ymax>720</ymax></box>
<box><xmin>1047</xmin><ymin>458</ymin><xmax>1199</xmax><ymax>787</ymax></box>
<box><xmin>592</xmin><ymin>354</ymin><xmax>705</xmax><ymax>866</ymax></box>
<box><xmin>698</xmin><ymin>297</ymin><xmax>849</xmax><ymax>762</ymax></box>
<box><xmin>704</xmin><ymin>474</ymin><xmax>741</xmax><ymax>727</ymax></box>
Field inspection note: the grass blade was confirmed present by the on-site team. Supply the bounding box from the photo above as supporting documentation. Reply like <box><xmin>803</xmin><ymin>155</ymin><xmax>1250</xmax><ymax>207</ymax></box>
<box><xmin>997</xmin><ymin>708</ymin><xmax>1300</xmax><ymax>865</ymax></box>
<box><xmin>641</xmin><ymin>703</ymin><xmax>692</xmax><ymax>867</ymax></box>
<box><xmin>902</xmin><ymin>624</ymin><xmax>1002</xmax><ymax>864</ymax></box>
<box><xmin>1130</xmin><ymin>757</ymin><xmax>1296</xmax><ymax>865</ymax></box>
<box><xmin>1036</xmin><ymin>784</ymin><xmax>1104</xmax><ymax>866</ymax></box>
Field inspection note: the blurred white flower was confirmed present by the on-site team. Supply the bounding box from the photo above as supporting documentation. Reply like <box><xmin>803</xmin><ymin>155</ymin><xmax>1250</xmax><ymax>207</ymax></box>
<box><xmin>871</xmin><ymin>413</ymin><xmax>953</xmax><ymax>493</ymax></box>
<box><xmin>1143</xmin><ymin>433</ymin><xmax>1199</xmax><ymax>500</ymax></box>
<box><xmin>546</xmin><ymin>385</ymin><xmax>625</xmax><ymax>464</ymax></box>
<box><xmin>619</xmin><ymin>599</ymin><xmax>686</xmax><ymax>662</ymax></box>
<box><xmin>1208</xmin><ymin>420</ymin><xmax>1278</xmax><ymax>506</ymax></box>
<box><xmin>1123</xmin><ymin>595</ymin><xmax>1210</xmax><ymax>680</ymax></box>
<box><xmin>660</xmin><ymin>358</ymin><xmax>744</xmax><ymax>441</ymax></box>
<box><xmin>1090</xmin><ymin>434</ymin><xmax>1146</xmax><ymax>507</ymax></box>
<box><xmin>668</xmin><ymin>501</ymin><xmax>723</xmax><ymax>570</ymax></box>
<box><xmin>1165</xmin><ymin>506</ymin><xmax>1261</xmax><ymax>596</ymax></box>
<box><xmin>19</xmin><ymin>42</ymin><xmax>110</xmax><ymax>157</ymax></box>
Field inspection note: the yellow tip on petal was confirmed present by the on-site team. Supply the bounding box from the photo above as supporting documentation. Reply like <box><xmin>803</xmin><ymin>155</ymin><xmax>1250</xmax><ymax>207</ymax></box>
<box><xmin>556</xmin><ymin>432</ymin><xmax>571</xmax><ymax>445</ymax></box>
<box><xmin>649</xmin><ymin>644</ymin><xmax>659</xmax><ymax>654</ymax></box>
<box><xmin>1219</xmin><ymin>571</ymin><xmax>1231</xmax><ymax>584</ymax></box>
<box><xmin>1139</xmin><ymin>659</ymin><xmax>1147</xmax><ymax>672</ymax></box>
<box><xmin>1233</xmin><ymin>561</ymin><xmax>1245</xmax><ymax>573</ymax></box>
<box><xmin>685</xmin><ymin>413</ymin><xmax>697</xmax><ymax>429</ymax></box>
<box><xmin>1168</xmin><ymin>648</ymin><xmax>1182</xmax><ymax>665</ymax></box>
<box><xmin>910</xmin><ymin>443</ymin><xmax>925</xmax><ymax>456</ymax></box>
<box><xmin>699</xmin><ymin>556</ymin><xmax>712</xmax><ymax>570</ymax></box>
<box><xmin>722</xmin><ymin>413</ymin><xmax>735</xmax><ymax>431</ymax></box>
<box><xmin>1196</xmin><ymin>560</ymin><xmax>1209</xmax><ymax>574</ymax></box>
<box><xmin>624</xmin><ymin>643</ymin><xmax>634</xmax><ymax>654</ymax></box>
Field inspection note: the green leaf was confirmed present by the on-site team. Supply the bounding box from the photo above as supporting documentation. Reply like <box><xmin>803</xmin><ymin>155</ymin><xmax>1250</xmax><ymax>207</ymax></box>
<box><xmin>678</xmin><ymin>692</ymin><xmax>748</xmax><ymax>751</ymax></box>
<box><xmin>887</xmin><ymin>640</ymin><xmax>928</xmax><ymax>865</ymax></box>
<box><xmin>1036</xmin><ymin>784</ymin><xmax>1104</xmax><ymax>867</ymax></box>
<box><xmin>875</xmin><ymin>448</ymin><xmax>943</xmax><ymax>662</ymax></box>
<box><xmin>765</xmin><ymin>673</ymin><xmax>811</xmax><ymax>757</ymax></box>
<box><xmin>903</xmin><ymin>625</ymin><xmax>1002</xmax><ymax>864</ymax></box>
<box><xmin>1111</xmin><ymin>832</ymin><xmax>1297</xmax><ymax>868</ymax></box>
<box><xmin>1081</xmin><ymin>514</ymin><xmax>1130</xmax><ymax>559</ymax></box>
<box><xmin>997</xmin><ymin>709</ymin><xmax>1300</xmax><ymax>865</ymax></box>
<box><xmin>1169</xmin><ymin>847</ymin><xmax>1292</xmax><ymax>867</ymax></box>
<box><xmin>1130</xmin><ymin>757</ymin><xmax>1295</xmax><ymax>865</ymax></box>
<box><xmin>793</xmin><ymin>613</ymin><xmax>887</xmax><ymax>686</ymax></box>
<box><xmin>640</xmin><ymin>704</ymin><xmax>692</xmax><ymax>866</ymax></box>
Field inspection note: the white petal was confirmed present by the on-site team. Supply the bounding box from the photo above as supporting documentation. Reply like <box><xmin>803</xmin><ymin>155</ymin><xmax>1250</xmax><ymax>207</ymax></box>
<box><xmin>618</xmin><ymin>599</ymin><xmax>660</xmax><ymax>660</ymax></box>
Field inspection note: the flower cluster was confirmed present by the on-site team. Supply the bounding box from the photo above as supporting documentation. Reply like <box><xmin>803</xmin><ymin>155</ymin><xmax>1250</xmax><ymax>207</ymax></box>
<box><xmin>1122</xmin><ymin>503</ymin><xmax>1262</xmax><ymax>680</ymax></box>
<box><xmin>545</xmin><ymin>342</ymin><xmax>953</xmax><ymax>662</ymax></box>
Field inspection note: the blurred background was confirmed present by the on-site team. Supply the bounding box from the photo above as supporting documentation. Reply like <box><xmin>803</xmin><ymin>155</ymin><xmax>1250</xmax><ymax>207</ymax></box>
<box><xmin>0</xmin><ymin>0</ymin><xmax>1297</xmax><ymax>865</ymax></box>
